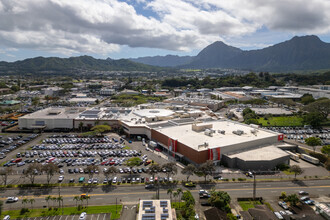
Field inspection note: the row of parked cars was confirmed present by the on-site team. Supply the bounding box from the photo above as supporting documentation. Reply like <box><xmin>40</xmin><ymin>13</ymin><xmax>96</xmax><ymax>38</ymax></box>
<box><xmin>0</xmin><ymin>134</ymin><xmax>39</xmax><ymax>159</ymax></box>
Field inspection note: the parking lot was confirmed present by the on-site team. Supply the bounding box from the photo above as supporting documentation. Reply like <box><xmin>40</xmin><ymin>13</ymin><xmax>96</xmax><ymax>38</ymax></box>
<box><xmin>1</xmin><ymin>133</ymin><xmax>178</xmax><ymax>185</ymax></box>
<box><xmin>266</xmin><ymin>127</ymin><xmax>330</xmax><ymax>145</ymax></box>
<box><xmin>23</xmin><ymin>213</ymin><xmax>110</xmax><ymax>220</ymax></box>
<box><xmin>0</xmin><ymin>133</ymin><xmax>39</xmax><ymax>159</ymax></box>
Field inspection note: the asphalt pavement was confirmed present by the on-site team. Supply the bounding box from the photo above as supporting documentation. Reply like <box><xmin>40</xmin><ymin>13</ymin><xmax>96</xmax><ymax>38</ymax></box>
<box><xmin>1</xmin><ymin>179</ymin><xmax>329</xmax><ymax>210</ymax></box>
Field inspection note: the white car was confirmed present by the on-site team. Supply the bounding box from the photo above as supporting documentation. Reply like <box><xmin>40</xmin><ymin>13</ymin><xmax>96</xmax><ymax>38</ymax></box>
<box><xmin>79</xmin><ymin>212</ymin><xmax>87</xmax><ymax>220</ymax></box>
<box><xmin>58</xmin><ymin>176</ymin><xmax>64</xmax><ymax>182</ymax></box>
<box><xmin>6</xmin><ymin>197</ymin><xmax>18</xmax><ymax>203</ymax></box>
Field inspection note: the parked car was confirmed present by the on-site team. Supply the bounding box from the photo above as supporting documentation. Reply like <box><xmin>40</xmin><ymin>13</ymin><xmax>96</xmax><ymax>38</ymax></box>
<box><xmin>79</xmin><ymin>212</ymin><xmax>87</xmax><ymax>220</ymax></box>
<box><xmin>298</xmin><ymin>191</ymin><xmax>309</xmax><ymax>195</ymax></box>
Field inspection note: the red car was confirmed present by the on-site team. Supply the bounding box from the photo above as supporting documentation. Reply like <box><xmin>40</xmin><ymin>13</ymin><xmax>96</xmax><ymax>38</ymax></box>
<box><xmin>155</xmin><ymin>148</ymin><xmax>162</xmax><ymax>152</ymax></box>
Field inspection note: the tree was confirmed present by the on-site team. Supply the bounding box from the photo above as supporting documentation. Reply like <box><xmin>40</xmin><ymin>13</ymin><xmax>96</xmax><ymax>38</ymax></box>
<box><xmin>125</xmin><ymin>157</ymin><xmax>142</xmax><ymax>177</ymax></box>
<box><xmin>181</xmin><ymin>164</ymin><xmax>196</xmax><ymax>182</ymax></box>
<box><xmin>42</xmin><ymin>163</ymin><xmax>59</xmax><ymax>184</ymax></box>
<box><xmin>162</xmin><ymin>162</ymin><xmax>177</xmax><ymax>180</ymax></box>
<box><xmin>91</xmin><ymin>124</ymin><xmax>111</xmax><ymax>135</ymax></box>
<box><xmin>0</xmin><ymin>201</ymin><xmax>3</xmax><ymax>216</ymax></box>
<box><xmin>196</xmin><ymin>160</ymin><xmax>215</xmax><ymax>182</ymax></box>
<box><xmin>57</xmin><ymin>196</ymin><xmax>63</xmax><ymax>209</ymax></box>
<box><xmin>45</xmin><ymin>195</ymin><xmax>52</xmax><ymax>208</ymax></box>
<box><xmin>29</xmin><ymin>199</ymin><xmax>35</xmax><ymax>209</ymax></box>
<box><xmin>85</xmin><ymin>165</ymin><xmax>99</xmax><ymax>180</ymax></box>
<box><xmin>31</xmin><ymin>97</ymin><xmax>40</xmax><ymax>107</ymax></box>
<box><xmin>85</xmin><ymin>196</ymin><xmax>90</xmax><ymax>209</ymax></box>
<box><xmin>243</xmin><ymin>108</ymin><xmax>253</xmax><ymax>116</ymax></box>
<box><xmin>290</xmin><ymin>165</ymin><xmax>303</xmax><ymax>179</ymax></box>
<box><xmin>173</xmin><ymin>192</ymin><xmax>178</xmax><ymax>203</ymax></box>
<box><xmin>321</xmin><ymin>145</ymin><xmax>330</xmax><ymax>156</ymax></box>
<box><xmin>303</xmin><ymin>112</ymin><xmax>324</xmax><ymax>127</ymax></box>
<box><xmin>73</xmin><ymin>196</ymin><xmax>80</xmax><ymax>208</ymax></box>
<box><xmin>167</xmin><ymin>188</ymin><xmax>173</xmax><ymax>202</ymax></box>
<box><xmin>148</xmin><ymin>164</ymin><xmax>161</xmax><ymax>180</ymax></box>
<box><xmin>285</xmin><ymin>194</ymin><xmax>299</xmax><ymax>206</ymax></box>
<box><xmin>78</xmin><ymin>122</ymin><xmax>84</xmax><ymax>133</ymax></box>
<box><xmin>22</xmin><ymin>198</ymin><xmax>29</xmax><ymax>209</ymax></box>
<box><xmin>25</xmin><ymin>162</ymin><xmax>42</xmax><ymax>184</ymax></box>
<box><xmin>304</xmin><ymin>99</ymin><xmax>330</xmax><ymax>119</ymax></box>
<box><xmin>0</xmin><ymin>167</ymin><xmax>12</xmax><ymax>186</ymax></box>
<box><xmin>182</xmin><ymin>190</ymin><xmax>195</xmax><ymax>206</ymax></box>
<box><xmin>208</xmin><ymin>190</ymin><xmax>231</xmax><ymax>212</ymax></box>
<box><xmin>301</xmin><ymin>94</ymin><xmax>315</xmax><ymax>105</ymax></box>
<box><xmin>305</xmin><ymin>137</ymin><xmax>322</xmax><ymax>152</ymax></box>
<box><xmin>177</xmin><ymin>188</ymin><xmax>183</xmax><ymax>208</ymax></box>
<box><xmin>11</xmin><ymin>85</ymin><xmax>20</xmax><ymax>92</ymax></box>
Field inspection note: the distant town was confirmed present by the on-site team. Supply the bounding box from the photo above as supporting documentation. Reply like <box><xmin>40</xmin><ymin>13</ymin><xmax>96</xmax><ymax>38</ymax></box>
<box><xmin>0</xmin><ymin>70</ymin><xmax>329</xmax><ymax>220</ymax></box>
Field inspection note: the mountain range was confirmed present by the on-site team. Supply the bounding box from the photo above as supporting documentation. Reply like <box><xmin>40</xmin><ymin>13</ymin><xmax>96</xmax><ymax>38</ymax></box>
<box><xmin>131</xmin><ymin>35</ymin><xmax>330</xmax><ymax>72</ymax></box>
<box><xmin>0</xmin><ymin>35</ymin><xmax>329</xmax><ymax>74</ymax></box>
<box><xmin>0</xmin><ymin>56</ymin><xmax>163</xmax><ymax>75</ymax></box>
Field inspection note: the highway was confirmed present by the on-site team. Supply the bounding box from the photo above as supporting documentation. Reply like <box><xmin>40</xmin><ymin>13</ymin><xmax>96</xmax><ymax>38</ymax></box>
<box><xmin>1</xmin><ymin>179</ymin><xmax>329</xmax><ymax>210</ymax></box>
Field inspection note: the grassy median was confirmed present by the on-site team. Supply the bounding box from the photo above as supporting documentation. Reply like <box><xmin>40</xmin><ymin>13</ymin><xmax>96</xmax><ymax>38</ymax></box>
<box><xmin>1</xmin><ymin>205</ymin><xmax>122</xmax><ymax>219</ymax></box>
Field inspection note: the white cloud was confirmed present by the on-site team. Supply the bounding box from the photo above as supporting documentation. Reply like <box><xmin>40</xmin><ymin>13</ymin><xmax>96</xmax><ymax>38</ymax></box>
<box><xmin>0</xmin><ymin>0</ymin><xmax>329</xmax><ymax>57</ymax></box>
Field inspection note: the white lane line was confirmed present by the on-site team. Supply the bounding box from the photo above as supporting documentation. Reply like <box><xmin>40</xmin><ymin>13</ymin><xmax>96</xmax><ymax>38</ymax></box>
<box><xmin>96</xmin><ymin>214</ymin><xmax>100</xmax><ymax>220</ymax></box>
<box><xmin>59</xmin><ymin>215</ymin><xmax>62</xmax><ymax>220</ymax></box>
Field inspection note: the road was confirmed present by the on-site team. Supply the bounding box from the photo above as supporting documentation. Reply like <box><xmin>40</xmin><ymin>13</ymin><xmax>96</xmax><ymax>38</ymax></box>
<box><xmin>1</xmin><ymin>179</ymin><xmax>329</xmax><ymax>210</ymax></box>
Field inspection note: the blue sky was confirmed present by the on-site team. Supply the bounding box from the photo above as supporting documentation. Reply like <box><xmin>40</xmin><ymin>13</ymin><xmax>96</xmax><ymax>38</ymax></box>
<box><xmin>0</xmin><ymin>0</ymin><xmax>330</xmax><ymax>62</ymax></box>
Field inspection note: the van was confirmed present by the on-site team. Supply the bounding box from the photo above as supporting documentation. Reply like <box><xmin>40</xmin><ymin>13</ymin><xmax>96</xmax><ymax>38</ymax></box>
<box><xmin>79</xmin><ymin>177</ymin><xmax>85</xmax><ymax>183</ymax></box>
<box><xmin>112</xmin><ymin>176</ymin><xmax>117</xmax><ymax>184</ymax></box>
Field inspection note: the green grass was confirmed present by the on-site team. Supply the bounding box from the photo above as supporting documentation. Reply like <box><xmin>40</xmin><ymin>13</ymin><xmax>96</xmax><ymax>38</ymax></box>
<box><xmin>238</xmin><ymin>201</ymin><xmax>262</xmax><ymax>211</ymax></box>
<box><xmin>283</xmin><ymin>170</ymin><xmax>295</xmax><ymax>175</ymax></box>
<box><xmin>257</xmin><ymin>116</ymin><xmax>304</xmax><ymax>127</ymax></box>
<box><xmin>1</xmin><ymin>205</ymin><xmax>122</xmax><ymax>220</ymax></box>
<box><xmin>171</xmin><ymin>202</ymin><xmax>186</xmax><ymax>210</ymax></box>
<box><xmin>111</xmin><ymin>94</ymin><xmax>165</xmax><ymax>107</ymax></box>
<box><xmin>123</xmin><ymin>146</ymin><xmax>131</xmax><ymax>150</ymax></box>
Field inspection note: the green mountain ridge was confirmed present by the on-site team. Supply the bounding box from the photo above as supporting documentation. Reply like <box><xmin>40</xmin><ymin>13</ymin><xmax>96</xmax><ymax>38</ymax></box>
<box><xmin>0</xmin><ymin>56</ymin><xmax>163</xmax><ymax>74</ymax></box>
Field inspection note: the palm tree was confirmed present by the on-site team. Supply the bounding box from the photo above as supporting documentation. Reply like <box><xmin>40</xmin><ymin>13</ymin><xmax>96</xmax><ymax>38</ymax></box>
<box><xmin>45</xmin><ymin>195</ymin><xmax>52</xmax><ymax>208</ymax></box>
<box><xmin>85</xmin><ymin>196</ymin><xmax>90</xmax><ymax>209</ymax></box>
<box><xmin>177</xmin><ymin>188</ymin><xmax>183</xmax><ymax>208</ymax></box>
<box><xmin>57</xmin><ymin>196</ymin><xmax>63</xmax><ymax>209</ymax></box>
<box><xmin>173</xmin><ymin>192</ymin><xmax>178</xmax><ymax>204</ymax></box>
<box><xmin>73</xmin><ymin>196</ymin><xmax>80</xmax><ymax>208</ymax></box>
<box><xmin>51</xmin><ymin>197</ymin><xmax>57</xmax><ymax>208</ymax></box>
<box><xmin>78</xmin><ymin>122</ymin><xmax>84</xmax><ymax>133</ymax></box>
<box><xmin>167</xmin><ymin>188</ymin><xmax>173</xmax><ymax>202</ymax></box>
<box><xmin>22</xmin><ymin>198</ymin><xmax>29</xmax><ymax>209</ymax></box>
<box><xmin>29</xmin><ymin>198</ymin><xmax>35</xmax><ymax>210</ymax></box>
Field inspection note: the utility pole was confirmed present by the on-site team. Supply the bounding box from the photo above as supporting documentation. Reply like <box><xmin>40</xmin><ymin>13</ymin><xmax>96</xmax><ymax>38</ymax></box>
<box><xmin>116</xmin><ymin>198</ymin><xmax>117</xmax><ymax>214</ymax></box>
<box><xmin>253</xmin><ymin>172</ymin><xmax>256</xmax><ymax>201</ymax></box>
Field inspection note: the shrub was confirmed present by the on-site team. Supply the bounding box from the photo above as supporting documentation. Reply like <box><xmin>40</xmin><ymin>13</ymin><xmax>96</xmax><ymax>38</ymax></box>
<box><xmin>309</xmin><ymin>152</ymin><xmax>328</xmax><ymax>163</ymax></box>
<box><xmin>20</xmin><ymin>208</ymin><xmax>29</xmax><ymax>215</ymax></box>
<box><xmin>264</xmin><ymin>202</ymin><xmax>274</xmax><ymax>212</ymax></box>
<box><xmin>232</xmin><ymin>178</ymin><xmax>236</xmax><ymax>181</ymax></box>
<box><xmin>238</xmin><ymin>178</ymin><xmax>246</xmax><ymax>181</ymax></box>
<box><xmin>276</xmin><ymin>163</ymin><xmax>290</xmax><ymax>171</ymax></box>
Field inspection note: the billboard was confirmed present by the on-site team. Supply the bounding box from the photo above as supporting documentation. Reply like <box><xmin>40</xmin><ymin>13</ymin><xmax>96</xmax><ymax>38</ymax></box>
<box><xmin>208</xmin><ymin>148</ymin><xmax>220</xmax><ymax>161</ymax></box>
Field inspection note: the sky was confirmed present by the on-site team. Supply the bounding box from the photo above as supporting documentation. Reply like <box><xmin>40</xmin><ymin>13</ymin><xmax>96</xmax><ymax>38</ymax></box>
<box><xmin>0</xmin><ymin>0</ymin><xmax>330</xmax><ymax>62</ymax></box>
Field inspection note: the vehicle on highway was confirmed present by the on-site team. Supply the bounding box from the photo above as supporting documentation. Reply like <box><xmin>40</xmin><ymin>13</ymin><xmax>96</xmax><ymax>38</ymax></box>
<box><xmin>6</xmin><ymin>197</ymin><xmax>18</xmax><ymax>203</ymax></box>
<box><xmin>185</xmin><ymin>182</ymin><xmax>196</xmax><ymax>187</ymax></box>
<box><xmin>298</xmin><ymin>191</ymin><xmax>309</xmax><ymax>195</ymax></box>
<box><xmin>199</xmin><ymin>189</ymin><xmax>210</xmax><ymax>198</ymax></box>
<box><xmin>145</xmin><ymin>184</ymin><xmax>154</xmax><ymax>189</ymax></box>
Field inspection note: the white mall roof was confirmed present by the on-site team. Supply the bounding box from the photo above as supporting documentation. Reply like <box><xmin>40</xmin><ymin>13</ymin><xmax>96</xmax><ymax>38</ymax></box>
<box><xmin>227</xmin><ymin>145</ymin><xmax>289</xmax><ymax>161</ymax></box>
<box><xmin>133</xmin><ymin>109</ymin><xmax>174</xmax><ymax>118</ymax></box>
<box><xmin>155</xmin><ymin>120</ymin><xmax>278</xmax><ymax>151</ymax></box>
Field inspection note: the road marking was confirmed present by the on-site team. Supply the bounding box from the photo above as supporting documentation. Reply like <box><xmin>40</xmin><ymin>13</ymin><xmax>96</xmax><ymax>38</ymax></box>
<box><xmin>1</xmin><ymin>185</ymin><xmax>329</xmax><ymax>201</ymax></box>
<box><xmin>65</xmin><ymin>216</ymin><xmax>68</xmax><ymax>220</ymax></box>
<box><xmin>317</xmin><ymin>189</ymin><xmax>324</xmax><ymax>191</ymax></box>
<box><xmin>267</xmin><ymin>185</ymin><xmax>271</xmax><ymax>187</ymax></box>
<box><xmin>103</xmin><ymin>214</ymin><xmax>106</xmax><ymax>220</ymax></box>
<box><xmin>271</xmin><ymin>191</ymin><xmax>277</xmax><ymax>193</ymax></box>
<box><xmin>71</xmin><ymin>215</ymin><xmax>75</xmax><ymax>220</ymax></box>
<box><xmin>96</xmin><ymin>214</ymin><xmax>99</xmax><ymax>220</ymax></box>
<box><xmin>59</xmin><ymin>216</ymin><xmax>62</xmax><ymax>220</ymax></box>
